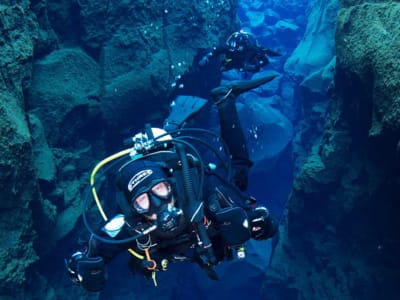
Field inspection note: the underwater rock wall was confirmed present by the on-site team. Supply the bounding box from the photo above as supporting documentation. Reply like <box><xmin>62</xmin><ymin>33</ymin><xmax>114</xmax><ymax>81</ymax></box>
<box><xmin>0</xmin><ymin>0</ymin><xmax>240</xmax><ymax>298</ymax></box>
<box><xmin>284</xmin><ymin>0</ymin><xmax>338</xmax><ymax>174</ymax></box>
<box><xmin>0</xmin><ymin>1</ymin><xmax>57</xmax><ymax>297</ymax></box>
<box><xmin>264</xmin><ymin>1</ymin><xmax>400</xmax><ymax>299</ymax></box>
<box><xmin>44</xmin><ymin>0</ymin><xmax>240</xmax><ymax>131</ymax></box>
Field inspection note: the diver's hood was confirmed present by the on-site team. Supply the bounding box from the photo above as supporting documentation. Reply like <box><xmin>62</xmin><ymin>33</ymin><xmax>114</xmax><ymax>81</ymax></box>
<box><xmin>117</xmin><ymin>160</ymin><xmax>168</xmax><ymax>201</ymax></box>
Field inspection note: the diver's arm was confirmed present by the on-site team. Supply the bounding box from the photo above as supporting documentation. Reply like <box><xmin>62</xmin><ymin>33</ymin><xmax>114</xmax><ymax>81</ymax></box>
<box><xmin>65</xmin><ymin>226</ymin><xmax>129</xmax><ymax>291</ymax></box>
<box><xmin>85</xmin><ymin>233</ymin><xmax>126</xmax><ymax>260</ymax></box>
<box><xmin>198</xmin><ymin>46</ymin><xmax>229</xmax><ymax>66</ymax></box>
<box><xmin>65</xmin><ymin>244</ymin><xmax>106</xmax><ymax>292</ymax></box>
<box><xmin>211</xmin><ymin>45</ymin><xmax>230</xmax><ymax>56</ymax></box>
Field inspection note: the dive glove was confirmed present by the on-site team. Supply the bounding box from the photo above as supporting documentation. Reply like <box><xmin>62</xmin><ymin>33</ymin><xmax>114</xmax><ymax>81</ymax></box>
<box><xmin>66</xmin><ymin>251</ymin><xmax>105</xmax><ymax>292</ymax></box>
<box><xmin>249</xmin><ymin>206</ymin><xmax>278</xmax><ymax>240</ymax></box>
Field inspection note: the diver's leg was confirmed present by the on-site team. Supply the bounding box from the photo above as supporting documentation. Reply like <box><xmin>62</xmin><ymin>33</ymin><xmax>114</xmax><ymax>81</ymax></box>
<box><xmin>210</xmin><ymin>74</ymin><xmax>278</xmax><ymax>190</ymax></box>
<box><xmin>212</xmin><ymin>89</ymin><xmax>252</xmax><ymax>190</ymax></box>
<box><xmin>211</xmin><ymin>74</ymin><xmax>277</xmax><ymax>107</ymax></box>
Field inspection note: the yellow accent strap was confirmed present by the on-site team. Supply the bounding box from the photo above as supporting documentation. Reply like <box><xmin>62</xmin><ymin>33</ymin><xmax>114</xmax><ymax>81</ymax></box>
<box><xmin>151</xmin><ymin>271</ymin><xmax>157</xmax><ymax>287</ymax></box>
<box><xmin>89</xmin><ymin>148</ymin><xmax>132</xmax><ymax>221</ymax></box>
<box><xmin>128</xmin><ymin>248</ymin><xmax>144</xmax><ymax>260</ymax></box>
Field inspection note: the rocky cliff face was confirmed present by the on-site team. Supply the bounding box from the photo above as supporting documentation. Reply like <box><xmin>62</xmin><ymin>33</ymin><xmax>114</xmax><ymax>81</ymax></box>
<box><xmin>0</xmin><ymin>1</ymin><xmax>239</xmax><ymax>298</ymax></box>
<box><xmin>264</xmin><ymin>1</ymin><xmax>400</xmax><ymax>299</ymax></box>
<box><xmin>0</xmin><ymin>0</ymin><xmax>56</xmax><ymax>297</ymax></box>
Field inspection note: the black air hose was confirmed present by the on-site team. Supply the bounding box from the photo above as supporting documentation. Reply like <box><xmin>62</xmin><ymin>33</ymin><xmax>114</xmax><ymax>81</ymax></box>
<box><xmin>175</xmin><ymin>143</ymin><xmax>214</xmax><ymax>260</ymax></box>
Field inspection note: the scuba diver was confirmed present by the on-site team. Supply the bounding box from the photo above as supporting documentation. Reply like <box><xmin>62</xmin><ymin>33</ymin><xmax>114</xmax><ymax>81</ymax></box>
<box><xmin>198</xmin><ymin>30</ymin><xmax>282</xmax><ymax>73</ymax></box>
<box><xmin>65</xmin><ymin>74</ymin><xmax>279</xmax><ymax>292</ymax></box>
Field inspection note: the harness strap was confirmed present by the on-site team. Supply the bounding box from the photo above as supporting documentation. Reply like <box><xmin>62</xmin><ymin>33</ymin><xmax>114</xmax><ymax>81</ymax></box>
<box><xmin>144</xmin><ymin>248</ymin><xmax>157</xmax><ymax>271</ymax></box>
<box><xmin>128</xmin><ymin>247</ymin><xmax>158</xmax><ymax>287</ymax></box>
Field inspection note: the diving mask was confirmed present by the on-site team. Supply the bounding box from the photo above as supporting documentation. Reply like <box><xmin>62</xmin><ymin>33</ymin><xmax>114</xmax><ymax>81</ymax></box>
<box><xmin>131</xmin><ymin>181</ymin><xmax>182</xmax><ymax>232</ymax></box>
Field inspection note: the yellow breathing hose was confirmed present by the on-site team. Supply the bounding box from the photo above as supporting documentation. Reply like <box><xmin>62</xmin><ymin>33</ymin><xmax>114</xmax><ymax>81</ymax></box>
<box><xmin>89</xmin><ymin>148</ymin><xmax>132</xmax><ymax>221</ymax></box>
